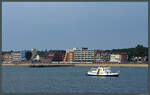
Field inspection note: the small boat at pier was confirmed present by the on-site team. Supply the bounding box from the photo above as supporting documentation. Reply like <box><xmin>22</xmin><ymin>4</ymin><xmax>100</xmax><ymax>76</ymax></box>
<box><xmin>87</xmin><ymin>66</ymin><xmax>120</xmax><ymax>77</ymax></box>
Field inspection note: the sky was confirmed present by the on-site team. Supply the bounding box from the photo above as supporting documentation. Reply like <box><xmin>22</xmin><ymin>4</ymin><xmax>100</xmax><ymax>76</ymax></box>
<box><xmin>2</xmin><ymin>2</ymin><xmax>148</xmax><ymax>51</ymax></box>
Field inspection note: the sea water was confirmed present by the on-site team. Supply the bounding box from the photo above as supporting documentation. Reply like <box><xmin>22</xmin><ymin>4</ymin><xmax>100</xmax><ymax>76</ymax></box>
<box><xmin>2</xmin><ymin>66</ymin><xmax>148</xmax><ymax>93</ymax></box>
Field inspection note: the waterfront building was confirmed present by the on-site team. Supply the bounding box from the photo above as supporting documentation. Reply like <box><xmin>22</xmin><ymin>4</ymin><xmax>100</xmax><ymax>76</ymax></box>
<box><xmin>41</xmin><ymin>52</ymin><xmax>55</xmax><ymax>63</ymax></box>
<box><xmin>100</xmin><ymin>52</ymin><xmax>111</xmax><ymax>62</ymax></box>
<box><xmin>63</xmin><ymin>48</ymin><xmax>75</xmax><ymax>62</ymax></box>
<box><xmin>40</xmin><ymin>57</ymin><xmax>52</xmax><ymax>63</ymax></box>
<box><xmin>45</xmin><ymin>52</ymin><xmax>55</xmax><ymax>60</ymax></box>
<box><xmin>33</xmin><ymin>53</ymin><xmax>52</xmax><ymax>63</ymax></box>
<box><xmin>120</xmin><ymin>52</ymin><xmax>128</xmax><ymax>62</ymax></box>
<box><xmin>12</xmin><ymin>52</ymin><xmax>22</xmax><ymax>62</ymax></box>
<box><xmin>64</xmin><ymin>48</ymin><xmax>101</xmax><ymax>63</ymax></box>
<box><xmin>52</xmin><ymin>53</ymin><xmax>65</xmax><ymax>61</ymax></box>
<box><xmin>2</xmin><ymin>53</ymin><xmax>12</xmax><ymax>64</ymax></box>
<box><xmin>21</xmin><ymin>50</ymin><xmax>27</xmax><ymax>61</ymax></box>
<box><xmin>110</xmin><ymin>54</ymin><xmax>121</xmax><ymax>63</ymax></box>
<box><xmin>74</xmin><ymin>48</ymin><xmax>95</xmax><ymax>63</ymax></box>
<box><xmin>110</xmin><ymin>52</ymin><xmax>128</xmax><ymax>63</ymax></box>
<box><xmin>132</xmin><ymin>56</ymin><xmax>147</xmax><ymax>62</ymax></box>
<box><xmin>47</xmin><ymin>50</ymin><xmax>66</xmax><ymax>61</ymax></box>
<box><xmin>94</xmin><ymin>50</ymin><xmax>105</xmax><ymax>63</ymax></box>
<box><xmin>31</xmin><ymin>48</ymin><xmax>37</xmax><ymax>60</ymax></box>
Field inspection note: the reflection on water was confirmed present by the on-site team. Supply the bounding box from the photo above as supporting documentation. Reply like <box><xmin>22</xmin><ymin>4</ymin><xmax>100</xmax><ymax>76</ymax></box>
<box><xmin>88</xmin><ymin>76</ymin><xmax>119</xmax><ymax>81</ymax></box>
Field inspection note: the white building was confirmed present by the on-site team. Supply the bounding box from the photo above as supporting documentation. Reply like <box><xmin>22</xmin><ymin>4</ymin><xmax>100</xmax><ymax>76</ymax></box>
<box><xmin>74</xmin><ymin>48</ymin><xmax>95</xmax><ymax>63</ymax></box>
<box><xmin>110</xmin><ymin>54</ymin><xmax>121</xmax><ymax>63</ymax></box>
<box><xmin>12</xmin><ymin>52</ymin><xmax>21</xmax><ymax>62</ymax></box>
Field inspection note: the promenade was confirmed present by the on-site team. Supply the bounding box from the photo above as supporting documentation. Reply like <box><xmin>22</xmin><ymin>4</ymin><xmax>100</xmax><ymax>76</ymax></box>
<box><xmin>1</xmin><ymin>63</ymin><xmax>148</xmax><ymax>67</ymax></box>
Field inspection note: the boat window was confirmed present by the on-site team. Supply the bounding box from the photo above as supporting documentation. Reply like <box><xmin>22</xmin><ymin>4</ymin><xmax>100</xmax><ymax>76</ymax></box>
<box><xmin>90</xmin><ymin>68</ymin><xmax>97</xmax><ymax>71</ymax></box>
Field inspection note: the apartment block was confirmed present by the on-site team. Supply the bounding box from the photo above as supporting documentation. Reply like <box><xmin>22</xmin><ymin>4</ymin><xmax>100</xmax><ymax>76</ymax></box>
<box><xmin>2</xmin><ymin>53</ymin><xmax>12</xmax><ymax>64</ymax></box>
<box><xmin>21</xmin><ymin>50</ymin><xmax>27</xmax><ymax>61</ymax></box>
<box><xmin>74</xmin><ymin>48</ymin><xmax>95</xmax><ymax>63</ymax></box>
<box><xmin>12</xmin><ymin>52</ymin><xmax>21</xmax><ymax>62</ymax></box>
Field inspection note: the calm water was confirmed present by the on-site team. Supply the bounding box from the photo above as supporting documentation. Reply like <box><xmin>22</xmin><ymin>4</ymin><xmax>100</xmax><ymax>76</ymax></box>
<box><xmin>2</xmin><ymin>66</ymin><xmax>148</xmax><ymax>93</ymax></box>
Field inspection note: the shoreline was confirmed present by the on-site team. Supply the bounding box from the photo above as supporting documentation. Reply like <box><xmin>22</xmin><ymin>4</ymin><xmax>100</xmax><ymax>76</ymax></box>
<box><xmin>1</xmin><ymin>63</ymin><xmax>148</xmax><ymax>68</ymax></box>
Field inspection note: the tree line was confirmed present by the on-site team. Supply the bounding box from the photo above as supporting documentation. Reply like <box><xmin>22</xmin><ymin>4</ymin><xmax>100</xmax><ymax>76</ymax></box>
<box><xmin>105</xmin><ymin>44</ymin><xmax>148</xmax><ymax>61</ymax></box>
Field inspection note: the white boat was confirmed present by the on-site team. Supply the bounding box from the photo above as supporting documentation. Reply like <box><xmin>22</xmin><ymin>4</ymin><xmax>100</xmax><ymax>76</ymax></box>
<box><xmin>87</xmin><ymin>66</ymin><xmax>120</xmax><ymax>77</ymax></box>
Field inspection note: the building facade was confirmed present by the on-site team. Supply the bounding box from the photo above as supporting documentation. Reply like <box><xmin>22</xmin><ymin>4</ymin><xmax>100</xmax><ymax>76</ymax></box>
<box><xmin>64</xmin><ymin>49</ymin><xmax>75</xmax><ymax>62</ymax></box>
<box><xmin>94</xmin><ymin>50</ymin><xmax>103</xmax><ymax>63</ymax></box>
<box><xmin>47</xmin><ymin>50</ymin><xmax>66</xmax><ymax>61</ymax></box>
<box><xmin>2</xmin><ymin>53</ymin><xmax>12</xmax><ymax>64</ymax></box>
<box><xmin>21</xmin><ymin>50</ymin><xmax>27</xmax><ymax>61</ymax></box>
<box><xmin>31</xmin><ymin>48</ymin><xmax>37</xmax><ymax>60</ymax></box>
<box><xmin>120</xmin><ymin>52</ymin><xmax>128</xmax><ymax>62</ymax></box>
<box><xmin>12</xmin><ymin>52</ymin><xmax>22</xmax><ymax>62</ymax></box>
<box><xmin>74</xmin><ymin>48</ymin><xmax>95</xmax><ymax>63</ymax></box>
<box><xmin>100</xmin><ymin>52</ymin><xmax>111</xmax><ymax>62</ymax></box>
<box><xmin>110</xmin><ymin>54</ymin><xmax>121</xmax><ymax>63</ymax></box>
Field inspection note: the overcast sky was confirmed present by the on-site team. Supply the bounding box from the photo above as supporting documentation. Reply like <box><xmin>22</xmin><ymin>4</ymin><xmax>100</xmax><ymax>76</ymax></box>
<box><xmin>2</xmin><ymin>2</ymin><xmax>148</xmax><ymax>51</ymax></box>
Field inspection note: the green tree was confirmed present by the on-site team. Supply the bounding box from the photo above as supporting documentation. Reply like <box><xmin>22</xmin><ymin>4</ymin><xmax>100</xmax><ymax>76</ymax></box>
<box><xmin>105</xmin><ymin>44</ymin><xmax>148</xmax><ymax>61</ymax></box>
<box><xmin>135</xmin><ymin>44</ymin><xmax>147</xmax><ymax>57</ymax></box>
<box><xmin>25</xmin><ymin>51</ymin><xmax>32</xmax><ymax>60</ymax></box>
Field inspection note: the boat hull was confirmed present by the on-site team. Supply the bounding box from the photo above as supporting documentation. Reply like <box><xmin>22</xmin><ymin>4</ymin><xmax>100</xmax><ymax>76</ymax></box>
<box><xmin>87</xmin><ymin>74</ymin><xmax>119</xmax><ymax>77</ymax></box>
